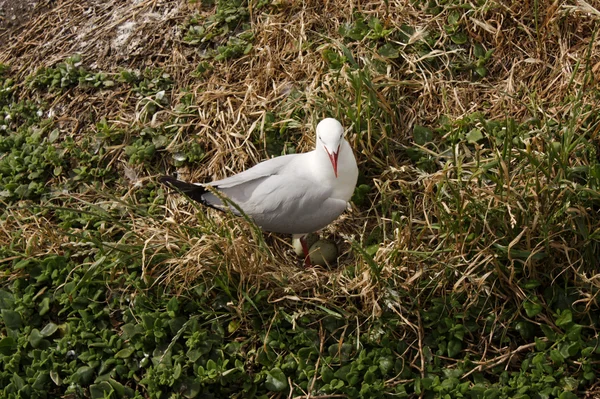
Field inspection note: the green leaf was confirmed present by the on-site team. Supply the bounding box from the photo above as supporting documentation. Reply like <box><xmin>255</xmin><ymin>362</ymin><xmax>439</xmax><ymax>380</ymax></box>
<box><xmin>413</xmin><ymin>125</ymin><xmax>433</xmax><ymax>145</ymax></box>
<box><xmin>29</xmin><ymin>328</ymin><xmax>50</xmax><ymax>349</ymax></box>
<box><xmin>207</xmin><ymin>359</ymin><xmax>217</xmax><ymax>371</ymax></box>
<box><xmin>0</xmin><ymin>289</ymin><xmax>15</xmax><ymax>309</ymax></box>
<box><xmin>379</xmin><ymin>357</ymin><xmax>393</xmax><ymax>375</ymax></box>
<box><xmin>549</xmin><ymin>349</ymin><xmax>564</xmax><ymax>363</ymax></box>
<box><xmin>1</xmin><ymin>309</ymin><xmax>22</xmax><ymax>330</ymax></box>
<box><xmin>174</xmin><ymin>363</ymin><xmax>182</xmax><ymax>379</ymax></box>
<box><xmin>321</xmin><ymin>366</ymin><xmax>334</xmax><ymax>384</ymax></box>
<box><xmin>475</xmin><ymin>67</ymin><xmax>487</xmax><ymax>77</ymax></box>
<box><xmin>566</xmin><ymin>323</ymin><xmax>582</xmax><ymax>340</ymax></box>
<box><xmin>447</xmin><ymin>339</ymin><xmax>462</xmax><ymax>358</ymax></box>
<box><xmin>378</xmin><ymin>43</ymin><xmax>399</xmax><ymax>58</ymax></box>
<box><xmin>115</xmin><ymin>347</ymin><xmax>135</xmax><ymax>358</ymax></box>
<box><xmin>265</xmin><ymin>367</ymin><xmax>288</xmax><ymax>391</ymax></box>
<box><xmin>559</xmin><ymin>341</ymin><xmax>580</xmax><ymax>358</ymax></box>
<box><xmin>523</xmin><ymin>300</ymin><xmax>542</xmax><ymax>317</ymax></box>
<box><xmin>187</xmin><ymin>349</ymin><xmax>202</xmax><ymax>362</ymax></box>
<box><xmin>466</xmin><ymin>128</ymin><xmax>484</xmax><ymax>144</ymax></box>
<box><xmin>474</xmin><ymin>43</ymin><xmax>486</xmax><ymax>58</ymax></box>
<box><xmin>90</xmin><ymin>381</ymin><xmax>114</xmax><ymax>399</ymax></box>
<box><xmin>182</xmin><ymin>379</ymin><xmax>201</xmax><ymax>398</ymax></box>
<box><xmin>14</xmin><ymin>259</ymin><xmax>33</xmax><ymax>269</ymax></box>
<box><xmin>121</xmin><ymin>323</ymin><xmax>143</xmax><ymax>339</ymax></box>
<box><xmin>555</xmin><ymin>309</ymin><xmax>572</xmax><ymax>327</ymax></box>
<box><xmin>64</xmin><ymin>281</ymin><xmax>77</xmax><ymax>295</ymax></box>
<box><xmin>40</xmin><ymin>322</ymin><xmax>58</xmax><ymax>337</ymax></box>
<box><xmin>448</xmin><ymin>10</ymin><xmax>461</xmax><ymax>25</ymax></box>
<box><xmin>39</xmin><ymin>296</ymin><xmax>50</xmax><ymax>316</ymax></box>
<box><xmin>228</xmin><ymin>319</ymin><xmax>240</xmax><ymax>334</ymax></box>
<box><xmin>108</xmin><ymin>378</ymin><xmax>125</xmax><ymax>396</ymax></box>
<box><xmin>0</xmin><ymin>337</ymin><xmax>16</xmax><ymax>355</ymax></box>
<box><xmin>50</xmin><ymin>370</ymin><xmax>61</xmax><ymax>386</ymax></box>
<box><xmin>515</xmin><ymin>321</ymin><xmax>534</xmax><ymax>340</ymax></box>
<box><xmin>48</xmin><ymin>129</ymin><xmax>60</xmax><ymax>142</ymax></box>
<box><xmin>558</xmin><ymin>392</ymin><xmax>578</xmax><ymax>399</ymax></box>
<box><xmin>451</xmin><ymin>32</ymin><xmax>468</xmax><ymax>45</ymax></box>
<box><xmin>72</xmin><ymin>366</ymin><xmax>95</xmax><ymax>385</ymax></box>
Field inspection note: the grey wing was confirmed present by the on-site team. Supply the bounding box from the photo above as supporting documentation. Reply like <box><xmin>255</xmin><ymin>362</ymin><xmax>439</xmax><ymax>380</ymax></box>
<box><xmin>209</xmin><ymin>154</ymin><xmax>302</xmax><ymax>188</ymax></box>
<box><xmin>198</xmin><ymin>154</ymin><xmax>302</xmax><ymax>215</ymax></box>
<box><xmin>219</xmin><ymin>174</ymin><xmax>348</xmax><ymax>235</ymax></box>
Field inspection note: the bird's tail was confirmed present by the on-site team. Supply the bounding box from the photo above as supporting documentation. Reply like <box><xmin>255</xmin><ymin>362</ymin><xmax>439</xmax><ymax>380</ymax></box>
<box><xmin>158</xmin><ymin>176</ymin><xmax>210</xmax><ymax>205</ymax></box>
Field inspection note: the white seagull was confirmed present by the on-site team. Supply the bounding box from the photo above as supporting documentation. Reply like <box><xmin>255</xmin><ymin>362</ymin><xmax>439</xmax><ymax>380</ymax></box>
<box><xmin>159</xmin><ymin>118</ymin><xmax>358</xmax><ymax>266</ymax></box>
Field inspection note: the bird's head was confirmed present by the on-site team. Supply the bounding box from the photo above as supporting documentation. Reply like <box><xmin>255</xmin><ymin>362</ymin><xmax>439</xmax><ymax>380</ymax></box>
<box><xmin>316</xmin><ymin>118</ymin><xmax>345</xmax><ymax>178</ymax></box>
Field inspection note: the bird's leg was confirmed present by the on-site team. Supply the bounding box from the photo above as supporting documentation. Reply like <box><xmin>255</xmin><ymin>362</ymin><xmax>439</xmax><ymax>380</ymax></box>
<box><xmin>300</xmin><ymin>235</ymin><xmax>312</xmax><ymax>267</ymax></box>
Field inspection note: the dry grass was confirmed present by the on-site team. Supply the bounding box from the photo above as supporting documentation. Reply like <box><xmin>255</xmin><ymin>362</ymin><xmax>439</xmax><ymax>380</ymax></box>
<box><xmin>2</xmin><ymin>2</ymin><xmax>600</xmax><ymax>396</ymax></box>
<box><xmin>1</xmin><ymin>0</ymin><xmax>600</xmax><ymax>319</ymax></box>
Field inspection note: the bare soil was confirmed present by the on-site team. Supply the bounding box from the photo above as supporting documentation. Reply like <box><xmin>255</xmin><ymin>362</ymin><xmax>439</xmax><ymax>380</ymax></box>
<box><xmin>0</xmin><ymin>0</ymin><xmax>40</xmax><ymax>37</ymax></box>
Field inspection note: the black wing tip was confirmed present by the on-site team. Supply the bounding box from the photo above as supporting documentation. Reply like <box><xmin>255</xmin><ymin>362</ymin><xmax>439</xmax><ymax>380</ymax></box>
<box><xmin>158</xmin><ymin>175</ymin><xmax>181</xmax><ymax>188</ymax></box>
<box><xmin>158</xmin><ymin>175</ymin><xmax>219</xmax><ymax>209</ymax></box>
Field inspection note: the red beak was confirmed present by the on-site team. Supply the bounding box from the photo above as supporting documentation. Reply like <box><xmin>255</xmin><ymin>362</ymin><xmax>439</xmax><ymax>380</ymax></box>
<box><xmin>325</xmin><ymin>145</ymin><xmax>340</xmax><ymax>177</ymax></box>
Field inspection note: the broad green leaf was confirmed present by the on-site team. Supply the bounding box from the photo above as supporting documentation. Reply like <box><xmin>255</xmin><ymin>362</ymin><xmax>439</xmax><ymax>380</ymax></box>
<box><xmin>39</xmin><ymin>297</ymin><xmax>50</xmax><ymax>316</ymax></box>
<box><xmin>448</xmin><ymin>10</ymin><xmax>461</xmax><ymax>25</ymax></box>
<box><xmin>379</xmin><ymin>357</ymin><xmax>393</xmax><ymax>375</ymax></box>
<box><xmin>321</xmin><ymin>366</ymin><xmax>334</xmax><ymax>384</ymax></box>
<box><xmin>115</xmin><ymin>347</ymin><xmax>135</xmax><ymax>358</ymax></box>
<box><xmin>48</xmin><ymin>129</ymin><xmax>60</xmax><ymax>142</ymax></box>
<box><xmin>466</xmin><ymin>128</ymin><xmax>483</xmax><ymax>143</ymax></box>
<box><xmin>0</xmin><ymin>337</ymin><xmax>16</xmax><ymax>355</ymax></box>
<box><xmin>534</xmin><ymin>337</ymin><xmax>547</xmax><ymax>351</ymax></box>
<box><xmin>0</xmin><ymin>289</ymin><xmax>15</xmax><ymax>309</ymax></box>
<box><xmin>265</xmin><ymin>367</ymin><xmax>288</xmax><ymax>392</ymax></box>
<box><xmin>475</xmin><ymin>67</ymin><xmax>487</xmax><ymax>77</ymax></box>
<box><xmin>523</xmin><ymin>300</ymin><xmax>542</xmax><ymax>317</ymax></box>
<box><xmin>451</xmin><ymin>32</ymin><xmax>468</xmax><ymax>45</ymax></box>
<box><xmin>447</xmin><ymin>339</ymin><xmax>462</xmax><ymax>358</ymax></box>
<box><xmin>29</xmin><ymin>329</ymin><xmax>49</xmax><ymax>349</ymax></box>
<box><xmin>474</xmin><ymin>43</ymin><xmax>485</xmax><ymax>58</ymax></box>
<box><xmin>108</xmin><ymin>378</ymin><xmax>125</xmax><ymax>396</ymax></box>
<box><xmin>32</xmin><ymin>372</ymin><xmax>49</xmax><ymax>390</ymax></box>
<box><xmin>72</xmin><ymin>366</ymin><xmax>95</xmax><ymax>385</ymax></box>
<box><xmin>558</xmin><ymin>392</ymin><xmax>578</xmax><ymax>399</ymax></box>
<box><xmin>187</xmin><ymin>349</ymin><xmax>202</xmax><ymax>362</ymax></box>
<box><xmin>173</xmin><ymin>363</ymin><xmax>182</xmax><ymax>379</ymax></box>
<box><xmin>378</xmin><ymin>43</ymin><xmax>399</xmax><ymax>58</ymax></box>
<box><xmin>559</xmin><ymin>341</ymin><xmax>581</xmax><ymax>358</ymax></box>
<box><xmin>182</xmin><ymin>379</ymin><xmax>201</xmax><ymax>398</ymax></box>
<box><xmin>50</xmin><ymin>370</ymin><xmax>61</xmax><ymax>386</ymax></box>
<box><xmin>90</xmin><ymin>381</ymin><xmax>113</xmax><ymax>399</ymax></box>
<box><xmin>567</xmin><ymin>323</ymin><xmax>582</xmax><ymax>340</ymax></box>
<box><xmin>166</xmin><ymin>297</ymin><xmax>179</xmax><ymax>314</ymax></box>
<box><xmin>40</xmin><ymin>322</ymin><xmax>58</xmax><ymax>337</ymax></box>
<box><xmin>206</xmin><ymin>359</ymin><xmax>217</xmax><ymax>371</ymax></box>
<box><xmin>121</xmin><ymin>323</ymin><xmax>144</xmax><ymax>339</ymax></box>
<box><xmin>2</xmin><ymin>309</ymin><xmax>22</xmax><ymax>330</ymax></box>
<box><xmin>413</xmin><ymin>125</ymin><xmax>433</xmax><ymax>145</ymax></box>
<box><xmin>515</xmin><ymin>321</ymin><xmax>534</xmax><ymax>340</ymax></box>
<box><xmin>549</xmin><ymin>349</ymin><xmax>564</xmax><ymax>363</ymax></box>
<box><xmin>228</xmin><ymin>319</ymin><xmax>240</xmax><ymax>334</ymax></box>
<box><xmin>555</xmin><ymin>309</ymin><xmax>572</xmax><ymax>327</ymax></box>
<box><xmin>13</xmin><ymin>259</ymin><xmax>33</xmax><ymax>269</ymax></box>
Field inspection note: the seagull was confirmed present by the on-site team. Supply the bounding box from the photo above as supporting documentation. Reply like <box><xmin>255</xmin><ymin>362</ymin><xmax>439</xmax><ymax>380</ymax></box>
<box><xmin>159</xmin><ymin>118</ymin><xmax>358</xmax><ymax>266</ymax></box>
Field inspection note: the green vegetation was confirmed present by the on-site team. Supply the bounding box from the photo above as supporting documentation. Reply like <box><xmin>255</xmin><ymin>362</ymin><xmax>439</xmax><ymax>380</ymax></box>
<box><xmin>1</xmin><ymin>0</ymin><xmax>600</xmax><ymax>398</ymax></box>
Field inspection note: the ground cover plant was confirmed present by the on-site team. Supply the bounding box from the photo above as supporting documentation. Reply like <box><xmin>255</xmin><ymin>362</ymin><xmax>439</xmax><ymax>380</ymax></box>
<box><xmin>1</xmin><ymin>0</ymin><xmax>600</xmax><ymax>397</ymax></box>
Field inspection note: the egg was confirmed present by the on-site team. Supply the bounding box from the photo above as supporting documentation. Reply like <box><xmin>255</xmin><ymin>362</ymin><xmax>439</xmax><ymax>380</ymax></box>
<box><xmin>308</xmin><ymin>239</ymin><xmax>339</xmax><ymax>266</ymax></box>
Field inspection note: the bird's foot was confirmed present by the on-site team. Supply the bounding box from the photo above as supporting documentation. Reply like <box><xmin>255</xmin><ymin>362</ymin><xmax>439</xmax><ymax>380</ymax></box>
<box><xmin>299</xmin><ymin>235</ymin><xmax>312</xmax><ymax>267</ymax></box>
